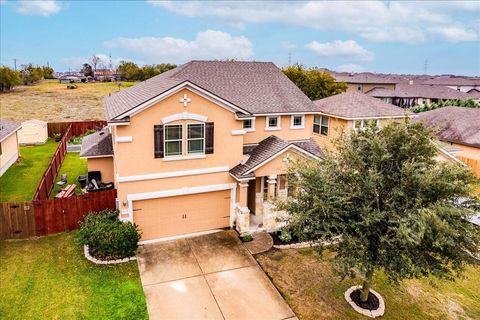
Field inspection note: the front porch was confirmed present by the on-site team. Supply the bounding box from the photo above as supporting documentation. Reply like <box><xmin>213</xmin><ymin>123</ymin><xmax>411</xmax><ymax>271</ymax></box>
<box><xmin>235</xmin><ymin>175</ymin><xmax>291</xmax><ymax>235</ymax></box>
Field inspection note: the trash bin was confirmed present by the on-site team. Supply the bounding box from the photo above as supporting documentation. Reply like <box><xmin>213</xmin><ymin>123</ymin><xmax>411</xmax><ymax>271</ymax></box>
<box><xmin>77</xmin><ymin>175</ymin><xmax>88</xmax><ymax>188</ymax></box>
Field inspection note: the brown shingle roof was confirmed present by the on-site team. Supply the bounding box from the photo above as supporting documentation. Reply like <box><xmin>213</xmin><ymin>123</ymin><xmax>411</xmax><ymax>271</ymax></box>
<box><xmin>80</xmin><ymin>128</ymin><xmax>113</xmax><ymax>158</ymax></box>
<box><xmin>421</xmin><ymin>77</ymin><xmax>480</xmax><ymax>86</ymax></box>
<box><xmin>0</xmin><ymin>118</ymin><xmax>21</xmax><ymax>142</ymax></box>
<box><xmin>331</xmin><ymin>72</ymin><xmax>406</xmax><ymax>84</ymax></box>
<box><xmin>230</xmin><ymin>136</ymin><xmax>324</xmax><ymax>179</ymax></box>
<box><xmin>313</xmin><ymin>92</ymin><xmax>409</xmax><ymax>119</ymax></box>
<box><xmin>366</xmin><ymin>84</ymin><xmax>473</xmax><ymax>100</ymax></box>
<box><xmin>105</xmin><ymin>60</ymin><xmax>316</xmax><ymax>121</ymax></box>
<box><xmin>415</xmin><ymin>107</ymin><xmax>480</xmax><ymax>147</ymax></box>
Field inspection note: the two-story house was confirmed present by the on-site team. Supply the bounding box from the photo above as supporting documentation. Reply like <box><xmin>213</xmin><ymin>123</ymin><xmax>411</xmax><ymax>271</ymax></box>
<box><xmin>80</xmin><ymin>61</ymin><xmax>410</xmax><ymax>242</ymax></box>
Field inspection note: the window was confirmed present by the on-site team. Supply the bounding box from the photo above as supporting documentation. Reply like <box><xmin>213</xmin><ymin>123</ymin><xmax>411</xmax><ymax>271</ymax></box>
<box><xmin>164</xmin><ymin>124</ymin><xmax>182</xmax><ymax>156</ymax></box>
<box><xmin>266</xmin><ymin>116</ymin><xmax>280</xmax><ymax>130</ymax></box>
<box><xmin>314</xmin><ymin>115</ymin><xmax>328</xmax><ymax>135</ymax></box>
<box><xmin>290</xmin><ymin>115</ymin><xmax>304</xmax><ymax>129</ymax></box>
<box><xmin>187</xmin><ymin>123</ymin><xmax>204</xmax><ymax>154</ymax></box>
<box><xmin>243</xmin><ymin>119</ymin><xmax>252</xmax><ymax>129</ymax></box>
<box><xmin>353</xmin><ymin>119</ymin><xmax>380</xmax><ymax>130</ymax></box>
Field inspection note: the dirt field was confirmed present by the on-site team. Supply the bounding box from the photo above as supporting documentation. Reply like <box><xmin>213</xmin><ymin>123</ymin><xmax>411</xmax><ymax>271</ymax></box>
<box><xmin>0</xmin><ymin>80</ymin><xmax>136</xmax><ymax>122</ymax></box>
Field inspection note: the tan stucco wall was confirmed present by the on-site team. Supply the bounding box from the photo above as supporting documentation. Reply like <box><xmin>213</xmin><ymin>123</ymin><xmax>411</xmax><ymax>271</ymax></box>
<box><xmin>311</xmin><ymin>116</ymin><xmax>349</xmax><ymax>151</ymax></box>
<box><xmin>453</xmin><ymin>143</ymin><xmax>480</xmax><ymax>160</ymax></box>
<box><xmin>88</xmin><ymin>157</ymin><xmax>114</xmax><ymax>182</ymax></box>
<box><xmin>243</xmin><ymin>115</ymin><xmax>314</xmax><ymax>144</ymax></box>
<box><xmin>17</xmin><ymin>122</ymin><xmax>48</xmax><ymax>145</ymax></box>
<box><xmin>0</xmin><ymin>132</ymin><xmax>19</xmax><ymax>176</ymax></box>
<box><xmin>254</xmin><ymin>150</ymin><xmax>308</xmax><ymax>177</ymax></box>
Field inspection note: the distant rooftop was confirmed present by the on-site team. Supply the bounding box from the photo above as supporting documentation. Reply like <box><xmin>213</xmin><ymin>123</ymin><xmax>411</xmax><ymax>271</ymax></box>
<box><xmin>366</xmin><ymin>84</ymin><xmax>473</xmax><ymax>100</ymax></box>
<box><xmin>0</xmin><ymin>118</ymin><xmax>21</xmax><ymax>142</ymax></box>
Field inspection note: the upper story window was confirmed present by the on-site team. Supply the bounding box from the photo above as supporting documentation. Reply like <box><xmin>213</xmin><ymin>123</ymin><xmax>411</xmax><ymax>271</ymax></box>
<box><xmin>266</xmin><ymin>116</ymin><xmax>281</xmax><ymax>130</ymax></box>
<box><xmin>187</xmin><ymin>123</ymin><xmax>205</xmax><ymax>154</ymax></box>
<box><xmin>354</xmin><ymin>119</ymin><xmax>380</xmax><ymax>130</ymax></box>
<box><xmin>290</xmin><ymin>115</ymin><xmax>305</xmax><ymax>129</ymax></box>
<box><xmin>165</xmin><ymin>124</ymin><xmax>183</xmax><ymax>156</ymax></box>
<box><xmin>313</xmin><ymin>115</ymin><xmax>329</xmax><ymax>136</ymax></box>
<box><xmin>243</xmin><ymin>119</ymin><xmax>255</xmax><ymax>131</ymax></box>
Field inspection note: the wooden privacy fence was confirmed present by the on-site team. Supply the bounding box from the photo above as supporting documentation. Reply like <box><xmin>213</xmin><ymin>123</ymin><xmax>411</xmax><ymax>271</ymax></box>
<box><xmin>0</xmin><ymin>189</ymin><xmax>116</xmax><ymax>240</ymax></box>
<box><xmin>34</xmin><ymin>120</ymin><xmax>107</xmax><ymax>201</ymax></box>
<box><xmin>47</xmin><ymin>120</ymin><xmax>107</xmax><ymax>138</ymax></box>
<box><xmin>457</xmin><ymin>155</ymin><xmax>480</xmax><ymax>177</ymax></box>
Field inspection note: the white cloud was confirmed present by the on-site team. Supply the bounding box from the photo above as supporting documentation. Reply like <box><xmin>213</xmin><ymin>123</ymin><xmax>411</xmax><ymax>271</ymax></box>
<box><xmin>105</xmin><ymin>30</ymin><xmax>254</xmax><ymax>63</ymax></box>
<box><xmin>150</xmin><ymin>1</ymin><xmax>480</xmax><ymax>44</ymax></box>
<box><xmin>428</xmin><ymin>26</ymin><xmax>479</xmax><ymax>42</ymax></box>
<box><xmin>16</xmin><ymin>0</ymin><xmax>61</xmax><ymax>16</ymax></box>
<box><xmin>306</xmin><ymin>40</ymin><xmax>374</xmax><ymax>61</ymax></box>
<box><xmin>337</xmin><ymin>64</ymin><xmax>366</xmax><ymax>73</ymax></box>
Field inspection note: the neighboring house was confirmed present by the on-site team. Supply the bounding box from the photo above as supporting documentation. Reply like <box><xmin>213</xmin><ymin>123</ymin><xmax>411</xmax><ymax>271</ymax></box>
<box><xmin>80</xmin><ymin>61</ymin><xmax>411</xmax><ymax>242</ymax></box>
<box><xmin>331</xmin><ymin>72</ymin><xmax>406</xmax><ymax>93</ymax></box>
<box><xmin>0</xmin><ymin>119</ymin><xmax>21</xmax><ymax>176</ymax></box>
<box><xmin>366</xmin><ymin>84</ymin><xmax>474</xmax><ymax>108</ymax></box>
<box><xmin>421</xmin><ymin>76</ymin><xmax>480</xmax><ymax>93</ymax></box>
<box><xmin>415</xmin><ymin>107</ymin><xmax>480</xmax><ymax>175</ymax></box>
<box><xmin>17</xmin><ymin>119</ymin><xmax>48</xmax><ymax>145</ymax></box>
<box><xmin>467</xmin><ymin>88</ymin><xmax>480</xmax><ymax>99</ymax></box>
<box><xmin>58</xmin><ymin>74</ymin><xmax>85</xmax><ymax>83</ymax></box>
<box><xmin>94</xmin><ymin>69</ymin><xmax>119</xmax><ymax>82</ymax></box>
<box><xmin>312</xmin><ymin>92</ymin><xmax>411</xmax><ymax>150</ymax></box>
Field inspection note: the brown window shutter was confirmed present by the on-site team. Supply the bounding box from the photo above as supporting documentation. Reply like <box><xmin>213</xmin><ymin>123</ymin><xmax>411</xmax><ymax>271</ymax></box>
<box><xmin>154</xmin><ymin>125</ymin><xmax>164</xmax><ymax>158</ymax></box>
<box><xmin>205</xmin><ymin>122</ymin><xmax>214</xmax><ymax>154</ymax></box>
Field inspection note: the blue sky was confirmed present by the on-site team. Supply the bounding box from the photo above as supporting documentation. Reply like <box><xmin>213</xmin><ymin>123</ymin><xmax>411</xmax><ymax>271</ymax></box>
<box><xmin>1</xmin><ymin>1</ymin><xmax>479</xmax><ymax>75</ymax></box>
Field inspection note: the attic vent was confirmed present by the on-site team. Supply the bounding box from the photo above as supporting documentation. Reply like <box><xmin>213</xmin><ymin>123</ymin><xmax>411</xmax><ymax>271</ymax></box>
<box><xmin>99</xmin><ymin>131</ymin><xmax>105</xmax><ymax>136</ymax></box>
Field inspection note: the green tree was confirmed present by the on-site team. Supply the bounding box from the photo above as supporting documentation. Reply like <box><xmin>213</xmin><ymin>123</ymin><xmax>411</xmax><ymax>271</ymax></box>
<box><xmin>42</xmin><ymin>65</ymin><xmax>54</xmax><ymax>79</ymax></box>
<box><xmin>117</xmin><ymin>61</ymin><xmax>177</xmax><ymax>81</ymax></box>
<box><xmin>81</xmin><ymin>63</ymin><xmax>94</xmax><ymax>77</ymax></box>
<box><xmin>117</xmin><ymin>61</ymin><xmax>141</xmax><ymax>81</ymax></box>
<box><xmin>0</xmin><ymin>66</ymin><xmax>21</xmax><ymax>91</ymax></box>
<box><xmin>20</xmin><ymin>64</ymin><xmax>43</xmax><ymax>84</ymax></box>
<box><xmin>281</xmin><ymin>120</ymin><xmax>479</xmax><ymax>304</ymax></box>
<box><xmin>282</xmin><ymin>64</ymin><xmax>347</xmax><ymax>100</ymax></box>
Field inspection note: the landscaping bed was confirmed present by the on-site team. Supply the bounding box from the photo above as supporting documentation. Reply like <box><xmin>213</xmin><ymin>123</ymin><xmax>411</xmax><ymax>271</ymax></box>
<box><xmin>0</xmin><ymin>232</ymin><xmax>147</xmax><ymax>319</ymax></box>
<box><xmin>256</xmin><ymin>248</ymin><xmax>480</xmax><ymax>320</ymax></box>
<box><xmin>0</xmin><ymin>139</ymin><xmax>58</xmax><ymax>201</ymax></box>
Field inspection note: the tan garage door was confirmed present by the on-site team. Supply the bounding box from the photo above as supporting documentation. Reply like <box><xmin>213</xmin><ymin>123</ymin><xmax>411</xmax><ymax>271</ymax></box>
<box><xmin>133</xmin><ymin>190</ymin><xmax>231</xmax><ymax>240</ymax></box>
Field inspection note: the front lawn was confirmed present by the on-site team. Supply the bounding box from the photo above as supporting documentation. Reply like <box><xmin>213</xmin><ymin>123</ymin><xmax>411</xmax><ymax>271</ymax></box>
<box><xmin>0</xmin><ymin>139</ymin><xmax>58</xmax><ymax>202</ymax></box>
<box><xmin>257</xmin><ymin>248</ymin><xmax>480</xmax><ymax>320</ymax></box>
<box><xmin>0</xmin><ymin>232</ymin><xmax>147</xmax><ymax>320</ymax></box>
<box><xmin>50</xmin><ymin>152</ymin><xmax>88</xmax><ymax>198</ymax></box>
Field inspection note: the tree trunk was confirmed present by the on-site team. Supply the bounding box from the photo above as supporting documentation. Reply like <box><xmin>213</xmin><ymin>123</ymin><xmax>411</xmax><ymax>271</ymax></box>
<box><xmin>360</xmin><ymin>269</ymin><xmax>374</xmax><ymax>302</ymax></box>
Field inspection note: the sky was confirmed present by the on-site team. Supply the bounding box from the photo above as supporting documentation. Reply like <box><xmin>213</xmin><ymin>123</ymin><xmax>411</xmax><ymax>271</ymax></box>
<box><xmin>1</xmin><ymin>0</ymin><xmax>479</xmax><ymax>75</ymax></box>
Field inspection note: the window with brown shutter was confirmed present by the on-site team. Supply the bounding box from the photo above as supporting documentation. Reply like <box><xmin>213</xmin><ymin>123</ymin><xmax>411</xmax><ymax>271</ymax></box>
<box><xmin>205</xmin><ymin>122</ymin><xmax>214</xmax><ymax>154</ymax></box>
<box><xmin>153</xmin><ymin>124</ymin><xmax>164</xmax><ymax>158</ymax></box>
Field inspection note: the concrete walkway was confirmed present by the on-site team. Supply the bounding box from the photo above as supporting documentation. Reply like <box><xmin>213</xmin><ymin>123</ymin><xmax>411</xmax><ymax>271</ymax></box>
<box><xmin>137</xmin><ymin>230</ymin><xmax>296</xmax><ymax>320</ymax></box>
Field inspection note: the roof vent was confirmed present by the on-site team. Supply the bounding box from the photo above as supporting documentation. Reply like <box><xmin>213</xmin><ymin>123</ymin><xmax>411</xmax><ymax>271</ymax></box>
<box><xmin>99</xmin><ymin>131</ymin><xmax>105</xmax><ymax>136</ymax></box>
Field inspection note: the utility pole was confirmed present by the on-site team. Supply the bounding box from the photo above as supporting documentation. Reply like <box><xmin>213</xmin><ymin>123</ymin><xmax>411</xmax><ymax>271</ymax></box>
<box><xmin>423</xmin><ymin>59</ymin><xmax>428</xmax><ymax>75</ymax></box>
<box><xmin>288</xmin><ymin>51</ymin><xmax>292</xmax><ymax>66</ymax></box>
<box><xmin>13</xmin><ymin>58</ymin><xmax>17</xmax><ymax>71</ymax></box>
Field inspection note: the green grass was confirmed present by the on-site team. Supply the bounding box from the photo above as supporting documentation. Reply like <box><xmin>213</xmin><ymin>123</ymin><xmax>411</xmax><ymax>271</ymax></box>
<box><xmin>0</xmin><ymin>140</ymin><xmax>58</xmax><ymax>202</ymax></box>
<box><xmin>50</xmin><ymin>153</ymin><xmax>88</xmax><ymax>198</ymax></box>
<box><xmin>257</xmin><ymin>248</ymin><xmax>480</xmax><ymax>320</ymax></box>
<box><xmin>0</xmin><ymin>232</ymin><xmax>147</xmax><ymax>320</ymax></box>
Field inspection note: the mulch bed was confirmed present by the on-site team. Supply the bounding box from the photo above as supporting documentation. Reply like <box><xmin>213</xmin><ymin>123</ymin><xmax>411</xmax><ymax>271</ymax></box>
<box><xmin>270</xmin><ymin>231</ymin><xmax>302</xmax><ymax>246</ymax></box>
<box><xmin>349</xmin><ymin>289</ymin><xmax>380</xmax><ymax>311</ymax></box>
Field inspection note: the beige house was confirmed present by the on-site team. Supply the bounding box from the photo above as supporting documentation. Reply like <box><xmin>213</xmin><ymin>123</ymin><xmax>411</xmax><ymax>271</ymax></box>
<box><xmin>17</xmin><ymin>119</ymin><xmax>48</xmax><ymax>145</ymax></box>
<box><xmin>0</xmin><ymin>119</ymin><xmax>21</xmax><ymax>176</ymax></box>
<box><xmin>415</xmin><ymin>107</ymin><xmax>480</xmax><ymax>175</ymax></box>
<box><xmin>81</xmin><ymin>61</ymin><xmax>411</xmax><ymax>242</ymax></box>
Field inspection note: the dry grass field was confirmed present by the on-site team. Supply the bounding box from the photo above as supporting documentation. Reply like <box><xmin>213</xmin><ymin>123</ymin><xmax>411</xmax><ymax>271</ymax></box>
<box><xmin>0</xmin><ymin>80</ymin><xmax>136</xmax><ymax>122</ymax></box>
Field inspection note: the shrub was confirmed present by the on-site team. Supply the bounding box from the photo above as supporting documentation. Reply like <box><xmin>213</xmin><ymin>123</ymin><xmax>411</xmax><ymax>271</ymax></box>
<box><xmin>77</xmin><ymin>209</ymin><xmax>141</xmax><ymax>260</ymax></box>
<box><xmin>240</xmin><ymin>233</ymin><xmax>253</xmax><ymax>242</ymax></box>
<box><xmin>279</xmin><ymin>228</ymin><xmax>293</xmax><ymax>243</ymax></box>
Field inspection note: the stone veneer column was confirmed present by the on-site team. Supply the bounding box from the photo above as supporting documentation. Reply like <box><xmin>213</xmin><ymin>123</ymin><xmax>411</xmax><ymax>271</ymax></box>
<box><xmin>235</xmin><ymin>182</ymin><xmax>251</xmax><ymax>235</ymax></box>
<box><xmin>266</xmin><ymin>174</ymin><xmax>277</xmax><ymax>202</ymax></box>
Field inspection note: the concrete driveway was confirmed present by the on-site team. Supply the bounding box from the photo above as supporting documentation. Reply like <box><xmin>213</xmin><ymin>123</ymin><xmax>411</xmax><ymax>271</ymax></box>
<box><xmin>137</xmin><ymin>230</ymin><xmax>296</xmax><ymax>320</ymax></box>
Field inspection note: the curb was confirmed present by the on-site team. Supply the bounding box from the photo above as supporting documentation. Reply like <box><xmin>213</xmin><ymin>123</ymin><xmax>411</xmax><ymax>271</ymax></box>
<box><xmin>344</xmin><ymin>285</ymin><xmax>385</xmax><ymax>318</ymax></box>
<box><xmin>83</xmin><ymin>245</ymin><xmax>136</xmax><ymax>265</ymax></box>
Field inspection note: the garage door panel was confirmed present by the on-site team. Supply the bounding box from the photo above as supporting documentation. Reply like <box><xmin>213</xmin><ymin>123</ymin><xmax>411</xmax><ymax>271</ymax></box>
<box><xmin>133</xmin><ymin>190</ymin><xmax>231</xmax><ymax>240</ymax></box>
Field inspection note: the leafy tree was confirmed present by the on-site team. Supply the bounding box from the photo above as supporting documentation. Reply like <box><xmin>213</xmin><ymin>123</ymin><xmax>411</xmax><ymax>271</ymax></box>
<box><xmin>117</xmin><ymin>61</ymin><xmax>141</xmax><ymax>80</ymax></box>
<box><xmin>20</xmin><ymin>64</ymin><xmax>43</xmax><ymax>84</ymax></box>
<box><xmin>81</xmin><ymin>63</ymin><xmax>94</xmax><ymax>77</ymax></box>
<box><xmin>282</xmin><ymin>64</ymin><xmax>347</xmax><ymax>100</ymax></box>
<box><xmin>117</xmin><ymin>61</ymin><xmax>176</xmax><ymax>81</ymax></box>
<box><xmin>42</xmin><ymin>65</ymin><xmax>54</xmax><ymax>79</ymax></box>
<box><xmin>281</xmin><ymin>120</ymin><xmax>479</xmax><ymax>304</ymax></box>
<box><xmin>0</xmin><ymin>66</ymin><xmax>21</xmax><ymax>91</ymax></box>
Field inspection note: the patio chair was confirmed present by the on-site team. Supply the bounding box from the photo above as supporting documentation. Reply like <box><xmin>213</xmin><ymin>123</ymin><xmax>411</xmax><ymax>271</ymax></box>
<box><xmin>56</xmin><ymin>173</ymin><xmax>67</xmax><ymax>186</ymax></box>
